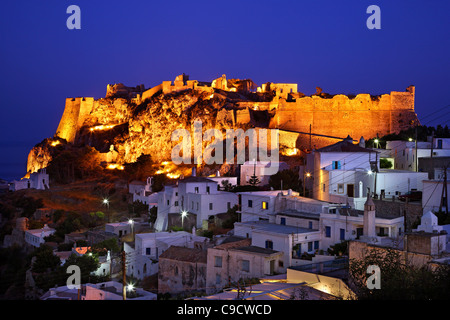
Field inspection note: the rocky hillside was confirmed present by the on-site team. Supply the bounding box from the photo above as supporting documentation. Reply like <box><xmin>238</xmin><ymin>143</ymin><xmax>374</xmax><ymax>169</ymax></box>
<box><xmin>26</xmin><ymin>85</ymin><xmax>275</xmax><ymax>181</ymax></box>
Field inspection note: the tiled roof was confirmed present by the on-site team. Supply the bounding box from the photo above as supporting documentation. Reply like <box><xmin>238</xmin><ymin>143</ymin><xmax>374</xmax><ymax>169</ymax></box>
<box><xmin>316</xmin><ymin>137</ymin><xmax>375</xmax><ymax>153</ymax></box>
<box><xmin>214</xmin><ymin>238</ymin><xmax>252</xmax><ymax>250</ymax></box>
<box><xmin>158</xmin><ymin>246</ymin><xmax>207</xmax><ymax>263</ymax></box>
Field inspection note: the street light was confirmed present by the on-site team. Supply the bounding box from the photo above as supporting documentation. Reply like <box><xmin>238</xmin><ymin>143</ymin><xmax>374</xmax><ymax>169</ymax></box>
<box><xmin>103</xmin><ymin>198</ymin><xmax>110</xmax><ymax>222</ymax></box>
<box><xmin>128</xmin><ymin>219</ymin><xmax>134</xmax><ymax>237</ymax></box>
<box><xmin>303</xmin><ymin>172</ymin><xmax>311</xmax><ymax>197</ymax></box>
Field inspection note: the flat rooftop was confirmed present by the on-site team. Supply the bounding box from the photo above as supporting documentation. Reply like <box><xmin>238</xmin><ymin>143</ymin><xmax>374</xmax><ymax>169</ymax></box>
<box><xmin>235</xmin><ymin>221</ymin><xmax>319</xmax><ymax>235</ymax></box>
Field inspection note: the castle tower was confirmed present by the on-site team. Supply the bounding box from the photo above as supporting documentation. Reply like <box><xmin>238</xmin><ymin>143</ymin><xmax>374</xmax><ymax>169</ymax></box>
<box><xmin>363</xmin><ymin>194</ymin><xmax>376</xmax><ymax>238</ymax></box>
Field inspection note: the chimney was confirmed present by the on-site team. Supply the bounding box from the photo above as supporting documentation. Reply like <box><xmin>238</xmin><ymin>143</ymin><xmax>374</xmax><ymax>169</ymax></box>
<box><xmin>363</xmin><ymin>194</ymin><xmax>376</xmax><ymax>238</ymax></box>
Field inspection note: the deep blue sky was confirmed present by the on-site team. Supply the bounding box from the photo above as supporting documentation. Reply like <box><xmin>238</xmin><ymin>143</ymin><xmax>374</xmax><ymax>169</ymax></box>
<box><xmin>1</xmin><ymin>0</ymin><xmax>449</xmax><ymax>180</ymax></box>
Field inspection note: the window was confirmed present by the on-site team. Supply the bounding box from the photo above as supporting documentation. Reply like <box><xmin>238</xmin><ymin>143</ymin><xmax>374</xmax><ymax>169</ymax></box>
<box><xmin>146</xmin><ymin>248</ymin><xmax>151</xmax><ymax>255</ymax></box>
<box><xmin>196</xmin><ymin>202</ymin><xmax>199</xmax><ymax>211</ymax></box>
<box><xmin>206</xmin><ymin>186</ymin><xmax>210</xmax><ymax>194</ymax></box>
<box><xmin>308</xmin><ymin>242</ymin><xmax>313</xmax><ymax>252</ymax></box>
<box><xmin>314</xmin><ymin>241</ymin><xmax>319</xmax><ymax>250</ymax></box>
<box><xmin>191</xmin><ymin>201</ymin><xmax>194</xmax><ymax>209</ymax></box>
<box><xmin>195</xmin><ymin>187</ymin><xmax>199</xmax><ymax>193</ymax></box>
<box><xmin>214</xmin><ymin>256</ymin><xmax>222</xmax><ymax>267</ymax></box>
<box><xmin>227</xmin><ymin>202</ymin><xmax>231</xmax><ymax>210</ymax></box>
<box><xmin>167</xmin><ymin>200</ymin><xmax>170</xmax><ymax>206</ymax></box>
<box><xmin>280</xmin><ymin>217</ymin><xmax>286</xmax><ymax>225</ymax></box>
<box><xmin>174</xmin><ymin>201</ymin><xmax>179</xmax><ymax>207</ymax></box>
<box><xmin>340</xmin><ymin>228</ymin><xmax>345</xmax><ymax>240</ymax></box>
<box><xmin>209</xmin><ymin>203</ymin><xmax>213</xmax><ymax>210</ymax></box>
<box><xmin>216</xmin><ymin>274</ymin><xmax>221</xmax><ymax>285</ymax></box>
<box><xmin>337</xmin><ymin>184</ymin><xmax>344</xmax><ymax>194</ymax></box>
<box><xmin>242</xmin><ymin>260</ymin><xmax>250</xmax><ymax>272</ymax></box>
<box><xmin>265</xmin><ymin>240</ymin><xmax>273</xmax><ymax>250</ymax></box>
<box><xmin>323</xmin><ymin>184</ymin><xmax>326</xmax><ymax>192</ymax></box>
<box><xmin>325</xmin><ymin>226</ymin><xmax>331</xmax><ymax>238</ymax></box>
<box><xmin>175</xmin><ymin>192</ymin><xmax>178</xmax><ymax>197</ymax></box>
<box><xmin>248</xmin><ymin>199</ymin><xmax>253</xmax><ymax>208</ymax></box>
<box><xmin>262</xmin><ymin>201</ymin><xmax>268</xmax><ymax>210</ymax></box>
<box><xmin>308</xmin><ymin>221</ymin><xmax>313</xmax><ymax>229</ymax></box>
<box><xmin>332</xmin><ymin>161</ymin><xmax>341</xmax><ymax>170</ymax></box>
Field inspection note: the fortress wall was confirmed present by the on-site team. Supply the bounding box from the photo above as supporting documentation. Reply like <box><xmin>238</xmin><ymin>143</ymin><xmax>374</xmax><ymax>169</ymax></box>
<box><xmin>268</xmin><ymin>89</ymin><xmax>417</xmax><ymax>149</ymax></box>
<box><xmin>55</xmin><ymin>97</ymin><xmax>95</xmax><ymax>143</ymax></box>
<box><xmin>141</xmin><ymin>84</ymin><xmax>163</xmax><ymax>101</ymax></box>
<box><xmin>55</xmin><ymin>98</ymin><xmax>82</xmax><ymax>143</ymax></box>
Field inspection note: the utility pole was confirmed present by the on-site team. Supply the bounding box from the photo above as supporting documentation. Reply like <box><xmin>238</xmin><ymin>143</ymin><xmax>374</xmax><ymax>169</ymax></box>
<box><xmin>430</xmin><ymin>132</ymin><xmax>434</xmax><ymax>178</ymax></box>
<box><xmin>439</xmin><ymin>165</ymin><xmax>449</xmax><ymax>215</ymax></box>
<box><xmin>122</xmin><ymin>250</ymin><xmax>126</xmax><ymax>300</ymax></box>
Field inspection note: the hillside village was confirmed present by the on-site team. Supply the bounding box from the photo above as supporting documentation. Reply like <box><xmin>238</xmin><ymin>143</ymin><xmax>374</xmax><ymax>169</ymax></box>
<box><xmin>1</xmin><ymin>132</ymin><xmax>450</xmax><ymax>300</ymax></box>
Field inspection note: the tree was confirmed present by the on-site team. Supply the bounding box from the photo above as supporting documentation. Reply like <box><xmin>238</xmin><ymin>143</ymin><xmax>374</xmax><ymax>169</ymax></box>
<box><xmin>124</xmin><ymin>154</ymin><xmax>154</xmax><ymax>180</ymax></box>
<box><xmin>380</xmin><ymin>158</ymin><xmax>393</xmax><ymax>169</ymax></box>
<box><xmin>349</xmin><ymin>246</ymin><xmax>450</xmax><ymax>299</ymax></box>
<box><xmin>149</xmin><ymin>206</ymin><xmax>158</xmax><ymax>224</ymax></box>
<box><xmin>268</xmin><ymin>169</ymin><xmax>302</xmax><ymax>192</ymax></box>
<box><xmin>31</xmin><ymin>245</ymin><xmax>61</xmax><ymax>274</ymax></box>
<box><xmin>63</xmin><ymin>254</ymin><xmax>99</xmax><ymax>284</ymax></box>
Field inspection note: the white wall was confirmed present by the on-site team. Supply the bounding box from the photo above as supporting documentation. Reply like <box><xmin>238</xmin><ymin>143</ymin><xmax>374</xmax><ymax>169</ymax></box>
<box><xmin>422</xmin><ymin>180</ymin><xmax>450</xmax><ymax>213</ymax></box>
<box><xmin>376</xmin><ymin>171</ymin><xmax>428</xmax><ymax>197</ymax></box>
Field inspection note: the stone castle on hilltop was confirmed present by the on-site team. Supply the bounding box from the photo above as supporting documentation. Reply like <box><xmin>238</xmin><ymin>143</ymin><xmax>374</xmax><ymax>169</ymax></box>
<box><xmin>27</xmin><ymin>73</ymin><xmax>419</xmax><ymax>174</ymax></box>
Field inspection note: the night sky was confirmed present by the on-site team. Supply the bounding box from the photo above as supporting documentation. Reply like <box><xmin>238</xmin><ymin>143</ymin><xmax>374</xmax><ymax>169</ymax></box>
<box><xmin>1</xmin><ymin>0</ymin><xmax>449</xmax><ymax>181</ymax></box>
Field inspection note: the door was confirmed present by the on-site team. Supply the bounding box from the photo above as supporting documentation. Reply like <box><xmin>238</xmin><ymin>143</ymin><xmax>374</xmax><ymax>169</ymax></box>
<box><xmin>347</xmin><ymin>184</ymin><xmax>354</xmax><ymax>197</ymax></box>
<box><xmin>269</xmin><ymin>260</ymin><xmax>275</xmax><ymax>275</ymax></box>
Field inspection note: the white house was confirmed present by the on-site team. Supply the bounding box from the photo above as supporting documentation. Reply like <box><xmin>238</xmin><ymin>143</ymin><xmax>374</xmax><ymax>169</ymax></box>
<box><xmin>124</xmin><ymin>231</ymin><xmax>210</xmax><ymax>280</ymax></box>
<box><xmin>205</xmin><ymin>237</ymin><xmax>284</xmax><ymax>294</ymax></box>
<box><xmin>131</xmin><ymin>177</ymin><xmax>159</xmax><ymax>209</ymax></box>
<box><xmin>9</xmin><ymin>169</ymin><xmax>50</xmax><ymax>191</ymax></box>
<box><xmin>319</xmin><ymin>204</ymin><xmax>404</xmax><ymax>249</ymax></box>
<box><xmin>105</xmin><ymin>222</ymin><xmax>132</xmax><ymax>238</ymax></box>
<box><xmin>306</xmin><ymin>137</ymin><xmax>428</xmax><ymax>209</ymax></box>
<box><xmin>240</xmin><ymin>160</ymin><xmax>289</xmax><ymax>186</ymax></box>
<box><xmin>375</xmin><ymin>169</ymin><xmax>428</xmax><ymax>199</ymax></box>
<box><xmin>386</xmin><ymin>138</ymin><xmax>450</xmax><ymax>171</ymax></box>
<box><xmin>237</xmin><ymin>189</ymin><xmax>330</xmax><ymax>223</ymax></box>
<box><xmin>154</xmin><ymin>176</ymin><xmax>238</xmax><ymax>231</ymax></box>
<box><xmin>24</xmin><ymin>224</ymin><xmax>55</xmax><ymax>247</ymax></box>
<box><xmin>233</xmin><ymin>221</ymin><xmax>321</xmax><ymax>269</ymax></box>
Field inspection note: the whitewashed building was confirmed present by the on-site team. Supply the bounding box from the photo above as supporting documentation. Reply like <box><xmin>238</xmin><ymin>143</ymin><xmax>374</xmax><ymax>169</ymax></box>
<box><xmin>9</xmin><ymin>169</ymin><xmax>50</xmax><ymax>191</ymax></box>
<box><xmin>124</xmin><ymin>231</ymin><xmax>210</xmax><ymax>280</ymax></box>
<box><xmin>105</xmin><ymin>222</ymin><xmax>132</xmax><ymax>238</ymax></box>
<box><xmin>237</xmin><ymin>190</ymin><xmax>330</xmax><ymax>223</ymax></box>
<box><xmin>154</xmin><ymin>176</ymin><xmax>238</xmax><ymax>231</ymax></box>
<box><xmin>305</xmin><ymin>136</ymin><xmax>377</xmax><ymax>210</ymax></box>
<box><xmin>24</xmin><ymin>224</ymin><xmax>55</xmax><ymax>247</ymax></box>
<box><xmin>306</xmin><ymin>137</ymin><xmax>428</xmax><ymax>209</ymax></box>
<box><xmin>386</xmin><ymin>138</ymin><xmax>450</xmax><ymax>171</ymax></box>
<box><xmin>233</xmin><ymin>221</ymin><xmax>321</xmax><ymax>269</ymax></box>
